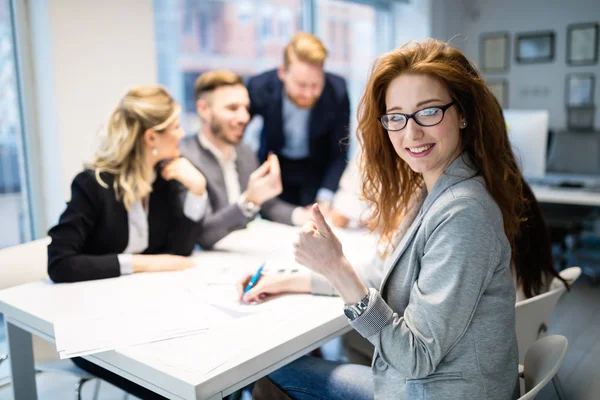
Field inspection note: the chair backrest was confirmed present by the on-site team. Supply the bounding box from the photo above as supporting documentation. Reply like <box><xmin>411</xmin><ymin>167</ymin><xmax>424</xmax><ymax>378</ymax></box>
<box><xmin>0</xmin><ymin>237</ymin><xmax>51</xmax><ymax>290</ymax></box>
<box><xmin>515</xmin><ymin>285</ymin><xmax>566</xmax><ymax>364</ymax></box>
<box><xmin>518</xmin><ymin>335</ymin><xmax>568</xmax><ymax>400</ymax></box>
<box><xmin>0</xmin><ymin>237</ymin><xmax>59</xmax><ymax>362</ymax></box>
<box><xmin>550</xmin><ymin>266</ymin><xmax>582</xmax><ymax>290</ymax></box>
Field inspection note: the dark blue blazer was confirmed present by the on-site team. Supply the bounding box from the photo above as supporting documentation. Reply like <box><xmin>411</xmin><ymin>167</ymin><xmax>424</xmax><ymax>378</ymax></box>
<box><xmin>247</xmin><ymin>69</ymin><xmax>350</xmax><ymax>192</ymax></box>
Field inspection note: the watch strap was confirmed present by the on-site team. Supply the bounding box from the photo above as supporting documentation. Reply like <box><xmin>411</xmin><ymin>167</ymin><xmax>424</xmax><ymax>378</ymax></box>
<box><xmin>237</xmin><ymin>193</ymin><xmax>261</xmax><ymax>218</ymax></box>
<box><xmin>344</xmin><ymin>290</ymin><xmax>370</xmax><ymax>321</ymax></box>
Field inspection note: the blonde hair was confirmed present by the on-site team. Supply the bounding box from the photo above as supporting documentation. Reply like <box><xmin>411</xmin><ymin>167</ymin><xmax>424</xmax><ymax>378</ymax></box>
<box><xmin>283</xmin><ymin>32</ymin><xmax>328</xmax><ymax>68</ymax></box>
<box><xmin>194</xmin><ymin>70</ymin><xmax>244</xmax><ymax>102</ymax></box>
<box><xmin>91</xmin><ymin>85</ymin><xmax>181</xmax><ymax>210</ymax></box>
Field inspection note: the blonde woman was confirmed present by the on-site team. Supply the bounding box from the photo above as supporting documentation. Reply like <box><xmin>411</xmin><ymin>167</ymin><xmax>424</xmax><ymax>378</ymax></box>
<box><xmin>48</xmin><ymin>86</ymin><xmax>208</xmax><ymax>284</ymax></box>
<box><xmin>47</xmin><ymin>86</ymin><xmax>208</xmax><ymax>399</ymax></box>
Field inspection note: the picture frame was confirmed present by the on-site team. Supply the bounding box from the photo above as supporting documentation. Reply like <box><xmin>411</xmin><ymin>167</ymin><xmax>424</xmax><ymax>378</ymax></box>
<box><xmin>566</xmin><ymin>73</ymin><xmax>595</xmax><ymax>106</ymax></box>
<box><xmin>567</xmin><ymin>106</ymin><xmax>595</xmax><ymax>131</ymax></box>
<box><xmin>515</xmin><ymin>31</ymin><xmax>555</xmax><ymax>63</ymax></box>
<box><xmin>487</xmin><ymin>79</ymin><xmax>508</xmax><ymax>108</ymax></box>
<box><xmin>567</xmin><ymin>22</ymin><xmax>599</xmax><ymax>66</ymax></box>
<box><xmin>480</xmin><ymin>32</ymin><xmax>509</xmax><ymax>73</ymax></box>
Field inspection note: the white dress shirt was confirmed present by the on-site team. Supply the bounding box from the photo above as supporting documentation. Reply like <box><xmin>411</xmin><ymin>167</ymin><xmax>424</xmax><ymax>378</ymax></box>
<box><xmin>198</xmin><ymin>133</ymin><xmax>308</xmax><ymax>226</ymax></box>
<box><xmin>118</xmin><ymin>175</ymin><xmax>208</xmax><ymax>274</ymax></box>
<box><xmin>199</xmin><ymin>133</ymin><xmax>241</xmax><ymax>204</ymax></box>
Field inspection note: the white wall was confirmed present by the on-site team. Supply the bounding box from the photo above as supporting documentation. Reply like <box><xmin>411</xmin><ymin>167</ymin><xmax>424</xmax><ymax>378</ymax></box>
<box><xmin>394</xmin><ymin>0</ymin><xmax>433</xmax><ymax>47</ymax></box>
<box><xmin>27</xmin><ymin>0</ymin><xmax>158</xmax><ymax>229</ymax></box>
<box><xmin>457</xmin><ymin>0</ymin><xmax>600</xmax><ymax>130</ymax></box>
<box><xmin>430</xmin><ymin>0</ymin><xmax>467</xmax><ymax>50</ymax></box>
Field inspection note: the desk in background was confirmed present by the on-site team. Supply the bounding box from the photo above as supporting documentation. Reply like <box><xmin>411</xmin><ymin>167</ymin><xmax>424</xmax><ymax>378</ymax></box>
<box><xmin>530</xmin><ymin>184</ymin><xmax>600</xmax><ymax>207</ymax></box>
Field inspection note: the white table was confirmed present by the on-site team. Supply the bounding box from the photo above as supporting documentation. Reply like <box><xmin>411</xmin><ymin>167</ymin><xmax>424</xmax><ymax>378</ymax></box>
<box><xmin>0</xmin><ymin>221</ymin><xmax>376</xmax><ymax>399</ymax></box>
<box><xmin>530</xmin><ymin>184</ymin><xmax>600</xmax><ymax>207</ymax></box>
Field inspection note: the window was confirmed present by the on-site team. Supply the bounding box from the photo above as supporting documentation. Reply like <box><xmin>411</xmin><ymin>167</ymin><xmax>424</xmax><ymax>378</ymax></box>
<box><xmin>154</xmin><ymin>0</ymin><xmax>302</xmax><ymax>133</ymax></box>
<box><xmin>0</xmin><ymin>0</ymin><xmax>32</xmax><ymax>248</ymax></box>
<box><xmin>153</xmin><ymin>0</ymin><xmax>394</xmax><ymax>146</ymax></box>
<box><xmin>315</xmin><ymin>0</ymin><xmax>392</xmax><ymax>156</ymax></box>
<box><xmin>260</xmin><ymin>4</ymin><xmax>274</xmax><ymax>40</ymax></box>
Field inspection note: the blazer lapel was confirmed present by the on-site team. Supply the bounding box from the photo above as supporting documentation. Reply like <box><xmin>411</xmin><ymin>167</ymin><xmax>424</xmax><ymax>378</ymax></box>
<box><xmin>308</xmin><ymin>83</ymin><xmax>333</xmax><ymax>141</ymax></box>
<box><xmin>377</xmin><ymin>153</ymin><xmax>479</xmax><ymax>290</ymax></box>
<box><xmin>264</xmin><ymin>84</ymin><xmax>285</xmax><ymax>157</ymax></box>
<box><xmin>236</xmin><ymin>149</ymin><xmax>251</xmax><ymax>191</ymax></box>
<box><xmin>379</xmin><ymin>191</ymin><xmax>427</xmax><ymax>290</ymax></box>
<box><xmin>194</xmin><ymin>138</ymin><xmax>229</xmax><ymax>209</ymax></box>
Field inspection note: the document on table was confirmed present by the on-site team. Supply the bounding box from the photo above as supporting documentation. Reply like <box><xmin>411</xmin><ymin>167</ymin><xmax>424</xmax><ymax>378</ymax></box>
<box><xmin>53</xmin><ymin>274</ymin><xmax>235</xmax><ymax>359</ymax></box>
<box><xmin>132</xmin><ymin>294</ymin><xmax>338</xmax><ymax>378</ymax></box>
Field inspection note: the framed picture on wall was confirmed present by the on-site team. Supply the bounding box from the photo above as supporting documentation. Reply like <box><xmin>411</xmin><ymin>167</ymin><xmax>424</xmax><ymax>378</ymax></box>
<box><xmin>567</xmin><ymin>22</ymin><xmax>599</xmax><ymax>66</ymax></box>
<box><xmin>487</xmin><ymin>79</ymin><xmax>508</xmax><ymax>108</ymax></box>
<box><xmin>566</xmin><ymin>73</ymin><xmax>595</xmax><ymax>106</ymax></box>
<box><xmin>480</xmin><ymin>32</ymin><xmax>509</xmax><ymax>72</ymax></box>
<box><xmin>515</xmin><ymin>31</ymin><xmax>555</xmax><ymax>63</ymax></box>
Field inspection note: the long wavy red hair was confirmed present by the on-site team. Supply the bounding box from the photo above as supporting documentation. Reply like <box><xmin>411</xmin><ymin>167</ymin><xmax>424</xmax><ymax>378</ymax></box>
<box><xmin>358</xmin><ymin>40</ymin><xmax>525</xmax><ymax>253</ymax></box>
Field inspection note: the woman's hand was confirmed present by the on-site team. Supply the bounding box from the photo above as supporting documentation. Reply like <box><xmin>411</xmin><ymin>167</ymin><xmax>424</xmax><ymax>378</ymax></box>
<box><xmin>237</xmin><ymin>271</ymin><xmax>311</xmax><ymax>303</ymax></box>
<box><xmin>132</xmin><ymin>254</ymin><xmax>194</xmax><ymax>273</ymax></box>
<box><xmin>293</xmin><ymin>204</ymin><xmax>349</xmax><ymax>278</ymax></box>
<box><xmin>294</xmin><ymin>204</ymin><xmax>368</xmax><ymax>304</ymax></box>
<box><xmin>161</xmin><ymin>157</ymin><xmax>207</xmax><ymax>196</ymax></box>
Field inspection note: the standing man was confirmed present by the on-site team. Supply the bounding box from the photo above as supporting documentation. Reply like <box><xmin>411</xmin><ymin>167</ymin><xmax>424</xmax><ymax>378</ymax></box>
<box><xmin>247</xmin><ymin>32</ymin><xmax>350</xmax><ymax>209</ymax></box>
<box><xmin>180</xmin><ymin>70</ymin><xmax>310</xmax><ymax>249</ymax></box>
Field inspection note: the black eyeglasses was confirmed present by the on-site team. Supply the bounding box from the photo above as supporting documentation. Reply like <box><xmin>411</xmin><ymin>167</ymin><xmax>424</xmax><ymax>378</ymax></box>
<box><xmin>377</xmin><ymin>101</ymin><xmax>456</xmax><ymax>132</ymax></box>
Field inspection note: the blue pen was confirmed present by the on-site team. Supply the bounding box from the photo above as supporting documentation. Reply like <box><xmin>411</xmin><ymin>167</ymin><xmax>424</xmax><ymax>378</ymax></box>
<box><xmin>244</xmin><ymin>264</ymin><xmax>264</xmax><ymax>294</ymax></box>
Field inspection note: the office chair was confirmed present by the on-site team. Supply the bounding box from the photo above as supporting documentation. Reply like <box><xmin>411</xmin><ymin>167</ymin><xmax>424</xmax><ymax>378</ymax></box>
<box><xmin>0</xmin><ymin>237</ymin><xmax>103</xmax><ymax>399</ymax></box>
<box><xmin>518</xmin><ymin>335</ymin><xmax>569</xmax><ymax>400</ymax></box>
<box><xmin>515</xmin><ymin>267</ymin><xmax>580</xmax><ymax>400</ymax></box>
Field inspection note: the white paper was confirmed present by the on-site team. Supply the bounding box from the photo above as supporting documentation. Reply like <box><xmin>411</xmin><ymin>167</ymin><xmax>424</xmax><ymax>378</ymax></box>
<box><xmin>51</xmin><ymin>220</ymin><xmax>372</xmax><ymax>360</ymax></box>
<box><xmin>53</xmin><ymin>275</ymin><xmax>233</xmax><ymax>359</ymax></box>
<box><xmin>133</xmin><ymin>296</ymin><xmax>339</xmax><ymax>377</ymax></box>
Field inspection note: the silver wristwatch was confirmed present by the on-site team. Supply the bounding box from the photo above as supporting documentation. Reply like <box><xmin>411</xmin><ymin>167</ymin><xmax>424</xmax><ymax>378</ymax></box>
<box><xmin>343</xmin><ymin>291</ymin><xmax>370</xmax><ymax>321</ymax></box>
<box><xmin>237</xmin><ymin>194</ymin><xmax>261</xmax><ymax>218</ymax></box>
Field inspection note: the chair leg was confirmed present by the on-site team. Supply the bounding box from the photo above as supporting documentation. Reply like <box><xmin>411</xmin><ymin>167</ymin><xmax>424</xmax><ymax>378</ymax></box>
<box><xmin>75</xmin><ymin>377</ymin><xmax>92</xmax><ymax>400</ymax></box>
<box><xmin>552</xmin><ymin>374</ymin><xmax>566</xmax><ymax>400</ymax></box>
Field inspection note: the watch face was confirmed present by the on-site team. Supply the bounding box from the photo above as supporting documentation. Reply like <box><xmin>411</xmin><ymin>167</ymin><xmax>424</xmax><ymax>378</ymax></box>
<box><xmin>344</xmin><ymin>307</ymin><xmax>357</xmax><ymax>320</ymax></box>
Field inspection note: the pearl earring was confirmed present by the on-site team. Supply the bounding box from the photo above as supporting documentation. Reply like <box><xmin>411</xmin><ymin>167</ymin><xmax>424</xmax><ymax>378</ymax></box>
<box><xmin>152</xmin><ymin>148</ymin><xmax>158</xmax><ymax>157</ymax></box>
<box><xmin>461</xmin><ymin>121</ymin><xmax>467</xmax><ymax>127</ymax></box>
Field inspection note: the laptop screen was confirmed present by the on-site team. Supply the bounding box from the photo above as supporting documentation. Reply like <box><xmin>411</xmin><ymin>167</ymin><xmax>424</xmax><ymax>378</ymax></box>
<box><xmin>546</xmin><ymin>131</ymin><xmax>600</xmax><ymax>177</ymax></box>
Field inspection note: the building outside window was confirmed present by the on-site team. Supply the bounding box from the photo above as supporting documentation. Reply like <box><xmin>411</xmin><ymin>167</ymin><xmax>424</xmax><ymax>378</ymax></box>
<box><xmin>0</xmin><ymin>0</ymin><xmax>33</xmax><ymax>248</ymax></box>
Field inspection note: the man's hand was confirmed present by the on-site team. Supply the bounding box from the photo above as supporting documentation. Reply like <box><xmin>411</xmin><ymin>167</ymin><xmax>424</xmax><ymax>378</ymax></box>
<box><xmin>245</xmin><ymin>154</ymin><xmax>283</xmax><ymax>205</ymax></box>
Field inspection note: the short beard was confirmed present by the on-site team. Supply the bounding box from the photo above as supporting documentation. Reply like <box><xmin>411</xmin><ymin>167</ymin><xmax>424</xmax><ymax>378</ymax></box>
<box><xmin>210</xmin><ymin>120</ymin><xmax>241</xmax><ymax>145</ymax></box>
<box><xmin>286</xmin><ymin>92</ymin><xmax>318</xmax><ymax>109</ymax></box>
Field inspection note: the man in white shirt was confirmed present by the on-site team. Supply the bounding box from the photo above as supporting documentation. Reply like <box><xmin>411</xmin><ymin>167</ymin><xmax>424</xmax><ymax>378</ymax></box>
<box><xmin>180</xmin><ymin>70</ymin><xmax>310</xmax><ymax>249</ymax></box>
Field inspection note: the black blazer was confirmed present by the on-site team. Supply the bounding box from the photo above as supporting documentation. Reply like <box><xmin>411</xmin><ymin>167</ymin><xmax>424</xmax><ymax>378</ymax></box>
<box><xmin>247</xmin><ymin>69</ymin><xmax>350</xmax><ymax>192</ymax></box>
<box><xmin>48</xmin><ymin>169</ymin><xmax>202</xmax><ymax>283</ymax></box>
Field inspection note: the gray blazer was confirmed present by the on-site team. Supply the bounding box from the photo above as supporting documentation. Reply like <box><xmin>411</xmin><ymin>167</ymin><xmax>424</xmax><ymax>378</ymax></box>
<box><xmin>313</xmin><ymin>154</ymin><xmax>519</xmax><ymax>400</ymax></box>
<box><xmin>180</xmin><ymin>135</ymin><xmax>296</xmax><ymax>249</ymax></box>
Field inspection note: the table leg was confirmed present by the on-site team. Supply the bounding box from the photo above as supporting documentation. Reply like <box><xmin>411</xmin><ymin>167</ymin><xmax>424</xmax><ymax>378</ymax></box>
<box><xmin>5</xmin><ymin>319</ymin><xmax>37</xmax><ymax>399</ymax></box>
